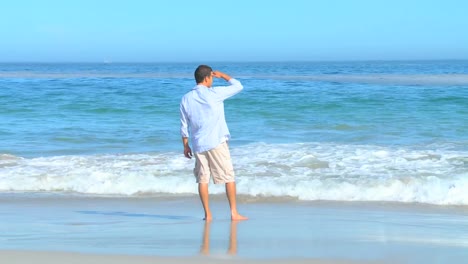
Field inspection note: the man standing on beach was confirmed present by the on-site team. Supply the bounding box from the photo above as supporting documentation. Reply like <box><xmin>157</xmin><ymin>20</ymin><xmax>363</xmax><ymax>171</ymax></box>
<box><xmin>180</xmin><ymin>65</ymin><xmax>247</xmax><ymax>221</ymax></box>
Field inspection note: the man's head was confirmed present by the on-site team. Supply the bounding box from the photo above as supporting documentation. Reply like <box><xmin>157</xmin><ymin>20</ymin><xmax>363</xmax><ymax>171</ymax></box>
<box><xmin>194</xmin><ymin>65</ymin><xmax>213</xmax><ymax>87</ymax></box>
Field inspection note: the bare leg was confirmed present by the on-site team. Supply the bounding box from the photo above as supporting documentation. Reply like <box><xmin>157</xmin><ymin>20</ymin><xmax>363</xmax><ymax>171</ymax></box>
<box><xmin>225</xmin><ymin>182</ymin><xmax>248</xmax><ymax>220</ymax></box>
<box><xmin>198</xmin><ymin>183</ymin><xmax>212</xmax><ymax>221</ymax></box>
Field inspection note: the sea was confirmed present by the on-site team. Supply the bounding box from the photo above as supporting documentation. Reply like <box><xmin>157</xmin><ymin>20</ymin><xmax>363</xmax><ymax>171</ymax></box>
<box><xmin>1</xmin><ymin>61</ymin><xmax>468</xmax><ymax>205</ymax></box>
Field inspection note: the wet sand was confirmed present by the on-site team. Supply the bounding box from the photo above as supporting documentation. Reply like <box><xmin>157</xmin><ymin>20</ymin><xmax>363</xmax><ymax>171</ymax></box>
<box><xmin>1</xmin><ymin>193</ymin><xmax>467</xmax><ymax>263</ymax></box>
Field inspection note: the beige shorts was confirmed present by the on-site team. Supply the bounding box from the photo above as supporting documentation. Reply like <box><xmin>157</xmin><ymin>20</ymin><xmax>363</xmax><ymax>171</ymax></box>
<box><xmin>194</xmin><ymin>142</ymin><xmax>235</xmax><ymax>184</ymax></box>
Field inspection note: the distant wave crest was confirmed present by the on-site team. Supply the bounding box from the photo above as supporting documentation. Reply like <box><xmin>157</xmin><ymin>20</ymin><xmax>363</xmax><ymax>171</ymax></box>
<box><xmin>2</xmin><ymin>72</ymin><xmax>468</xmax><ymax>85</ymax></box>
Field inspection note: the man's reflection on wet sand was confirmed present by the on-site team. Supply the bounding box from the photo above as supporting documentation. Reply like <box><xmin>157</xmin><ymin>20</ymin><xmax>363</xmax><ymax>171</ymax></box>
<box><xmin>200</xmin><ymin>220</ymin><xmax>239</xmax><ymax>256</ymax></box>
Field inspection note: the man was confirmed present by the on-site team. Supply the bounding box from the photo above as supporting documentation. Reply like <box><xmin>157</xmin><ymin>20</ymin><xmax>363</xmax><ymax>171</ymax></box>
<box><xmin>180</xmin><ymin>65</ymin><xmax>247</xmax><ymax>221</ymax></box>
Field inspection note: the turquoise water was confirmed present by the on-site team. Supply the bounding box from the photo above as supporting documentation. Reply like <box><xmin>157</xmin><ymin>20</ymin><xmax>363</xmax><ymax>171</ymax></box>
<box><xmin>1</xmin><ymin>61</ymin><xmax>468</xmax><ymax>204</ymax></box>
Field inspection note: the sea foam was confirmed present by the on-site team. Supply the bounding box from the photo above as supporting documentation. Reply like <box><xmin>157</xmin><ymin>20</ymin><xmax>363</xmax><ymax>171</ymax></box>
<box><xmin>1</xmin><ymin>142</ymin><xmax>467</xmax><ymax>205</ymax></box>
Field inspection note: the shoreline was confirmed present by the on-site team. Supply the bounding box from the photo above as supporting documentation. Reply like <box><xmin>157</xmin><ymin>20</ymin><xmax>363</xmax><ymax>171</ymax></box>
<box><xmin>2</xmin><ymin>191</ymin><xmax>468</xmax><ymax>210</ymax></box>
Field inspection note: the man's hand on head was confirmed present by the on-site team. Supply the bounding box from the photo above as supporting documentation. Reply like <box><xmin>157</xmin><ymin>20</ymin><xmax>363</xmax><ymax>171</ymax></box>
<box><xmin>212</xmin><ymin>71</ymin><xmax>231</xmax><ymax>81</ymax></box>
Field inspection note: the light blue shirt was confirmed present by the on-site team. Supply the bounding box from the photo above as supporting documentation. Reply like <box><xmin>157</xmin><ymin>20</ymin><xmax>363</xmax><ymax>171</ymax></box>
<box><xmin>180</xmin><ymin>78</ymin><xmax>243</xmax><ymax>153</ymax></box>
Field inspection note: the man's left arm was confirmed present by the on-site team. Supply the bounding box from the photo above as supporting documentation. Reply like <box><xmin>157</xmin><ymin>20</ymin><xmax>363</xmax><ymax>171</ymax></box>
<box><xmin>212</xmin><ymin>71</ymin><xmax>243</xmax><ymax>100</ymax></box>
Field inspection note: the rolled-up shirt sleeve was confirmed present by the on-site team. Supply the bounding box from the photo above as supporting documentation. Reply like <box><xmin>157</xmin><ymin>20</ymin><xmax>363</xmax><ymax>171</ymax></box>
<box><xmin>180</xmin><ymin>102</ymin><xmax>189</xmax><ymax>138</ymax></box>
<box><xmin>213</xmin><ymin>78</ymin><xmax>243</xmax><ymax>101</ymax></box>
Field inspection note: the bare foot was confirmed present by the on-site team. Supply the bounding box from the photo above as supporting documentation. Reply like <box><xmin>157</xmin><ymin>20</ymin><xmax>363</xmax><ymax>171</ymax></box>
<box><xmin>203</xmin><ymin>214</ymin><xmax>213</xmax><ymax>221</ymax></box>
<box><xmin>231</xmin><ymin>213</ymin><xmax>248</xmax><ymax>221</ymax></box>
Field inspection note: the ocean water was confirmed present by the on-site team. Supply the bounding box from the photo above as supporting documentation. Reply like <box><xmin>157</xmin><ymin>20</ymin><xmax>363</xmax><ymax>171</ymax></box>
<box><xmin>1</xmin><ymin>61</ymin><xmax>468</xmax><ymax>205</ymax></box>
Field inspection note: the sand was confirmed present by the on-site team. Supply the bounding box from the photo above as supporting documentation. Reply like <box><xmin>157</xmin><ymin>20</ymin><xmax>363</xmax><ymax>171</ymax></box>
<box><xmin>1</xmin><ymin>193</ymin><xmax>468</xmax><ymax>263</ymax></box>
<box><xmin>0</xmin><ymin>250</ymin><xmax>385</xmax><ymax>264</ymax></box>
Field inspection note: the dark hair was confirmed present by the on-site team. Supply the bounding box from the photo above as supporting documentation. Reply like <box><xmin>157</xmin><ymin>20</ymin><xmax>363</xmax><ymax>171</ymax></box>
<box><xmin>194</xmin><ymin>65</ymin><xmax>212</xmax><ymax>84</ymax></box>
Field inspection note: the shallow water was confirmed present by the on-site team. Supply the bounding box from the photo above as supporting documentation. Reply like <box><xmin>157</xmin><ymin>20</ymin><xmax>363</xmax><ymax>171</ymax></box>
<box><xmin>1</xmin><ymin>61</ymin><xmax>468</xmax><ymax>205</ymax></box>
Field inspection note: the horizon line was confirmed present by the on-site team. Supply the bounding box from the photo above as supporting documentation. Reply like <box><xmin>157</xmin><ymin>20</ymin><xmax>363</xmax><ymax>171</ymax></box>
<box><xmin>1</xmin><ymin>59</ymin><xmax>468</xmax><ymax>64</ymax></box>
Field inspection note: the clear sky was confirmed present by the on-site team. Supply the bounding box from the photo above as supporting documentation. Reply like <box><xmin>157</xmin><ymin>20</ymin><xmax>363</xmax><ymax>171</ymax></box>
<box><xmin>1</xmin><ymin>0</ymin><xmax>467</xmax><ymax>62</ymax></box>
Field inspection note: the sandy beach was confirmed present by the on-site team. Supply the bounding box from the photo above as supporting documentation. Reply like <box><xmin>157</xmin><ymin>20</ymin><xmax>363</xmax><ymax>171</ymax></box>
<box><xmin>0</xmin><ymin>250</ymin><xmax>385</xmax><ymax>264</ymax></box>
<box><xmin>1</xmin><ymin>193</ymin><xmax>468</xmax><ymax>263</ymax></box>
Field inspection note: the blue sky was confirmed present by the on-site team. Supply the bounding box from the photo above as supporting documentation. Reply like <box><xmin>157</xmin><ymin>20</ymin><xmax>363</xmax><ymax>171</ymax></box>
<box><xmin>1</xmin><ymin>0</ymin><xmax>467</xmax><ymax>62</ymax></box>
